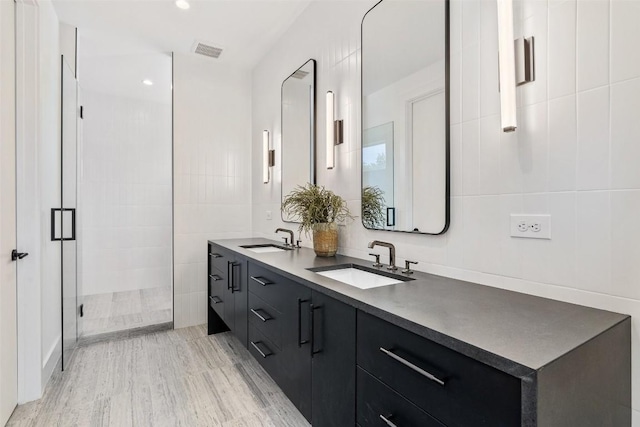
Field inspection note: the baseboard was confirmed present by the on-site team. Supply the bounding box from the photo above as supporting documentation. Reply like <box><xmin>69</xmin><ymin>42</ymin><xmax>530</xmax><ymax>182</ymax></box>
<box><xmin>41</xmin><ymin>334</ymin><xmax>61</xmax><ymax>390</ymax></box>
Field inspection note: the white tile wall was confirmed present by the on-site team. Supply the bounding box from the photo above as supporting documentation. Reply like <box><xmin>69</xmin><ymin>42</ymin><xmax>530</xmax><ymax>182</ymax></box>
<box><xmin>173</xmin><ymin>53</ymin><xmax>252</xmax><ymax>328</ymax></box>
<box><xmin>80</xmin><ymin>89</ymin><xmax>172</xmax><ymax>297</ymax></box>
<box><xmin>251</xmin><ymin>0</ymin><xmax>640</xmax><ymax>419</ymax></box>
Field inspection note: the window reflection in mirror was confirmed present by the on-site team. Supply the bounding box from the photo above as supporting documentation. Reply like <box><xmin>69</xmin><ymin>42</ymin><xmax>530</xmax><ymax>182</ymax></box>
<box><xmin>281</xmin><ymin>59</ymin><xmax>316</xmax><ymax>223</ymax></box>
<box><xmin>361</xmin><ymin>0</ymin><xmax>449</xmax><ymax>234</ymax></box>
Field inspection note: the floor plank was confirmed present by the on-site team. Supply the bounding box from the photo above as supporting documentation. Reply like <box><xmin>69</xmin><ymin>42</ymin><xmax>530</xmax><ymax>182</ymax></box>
<box><xmin>7</xmin><ymin>326</ymin><xmax>310</xmax><ymax>427</ymax></box>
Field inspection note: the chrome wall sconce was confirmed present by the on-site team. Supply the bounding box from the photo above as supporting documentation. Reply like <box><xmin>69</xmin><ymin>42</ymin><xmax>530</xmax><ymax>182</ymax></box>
<box><xmin>263</xmin><ymin>130</ymin><xmax>275</xmax><ymax>184</ymax></box>
<box><xmin>326</xmin><ymin>91</ymin><xmax>344</xmax><ymax>169</ymax></box>
<box><xmin>497</xmin><ymin>0</ymin><xmax>535</xmax><ymax>133</ymax></box>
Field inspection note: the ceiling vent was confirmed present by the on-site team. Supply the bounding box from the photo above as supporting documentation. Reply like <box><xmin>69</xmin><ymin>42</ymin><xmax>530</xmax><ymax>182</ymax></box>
<box><xmin>291</xmin><ymin>70</ymin><xmax>309</xmax><ymax>79</ymax></box>
<box><xmin>193</xmin><ymin>42</ymin><xmax>223</xmax><ymax>59</ymax></box>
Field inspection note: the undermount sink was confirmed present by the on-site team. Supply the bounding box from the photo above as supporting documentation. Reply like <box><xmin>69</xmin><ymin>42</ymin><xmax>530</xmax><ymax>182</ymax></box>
<box><xmin>240</xmin><ymin>244</ymin><xmax>292</xmax><ymax>253</ymax></box>
<box><xmin>308</xmin><ymin>264</ymin><xmax>413</xmax><ymax>290</ymax></box>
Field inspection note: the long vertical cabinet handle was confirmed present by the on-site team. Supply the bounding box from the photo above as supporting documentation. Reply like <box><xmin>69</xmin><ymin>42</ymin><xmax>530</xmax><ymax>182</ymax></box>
<box><xmin>227</xmin><ymin>261</ymin><xmax>233</xmax><ymax>292</ymax></box>
<box><xmin>297</xmin><ymin>298</ymin><xmax>309</xmax><ymax>347</ymax></box>
<box><xmin>231</xmin><ymin>262</ymin><xmax>241</xmax><ymax>292</ymax></box>
<box><xmin>309</xmin><ymin>304</ymin><xmax>322</xmax><ymax>357</ymax></box>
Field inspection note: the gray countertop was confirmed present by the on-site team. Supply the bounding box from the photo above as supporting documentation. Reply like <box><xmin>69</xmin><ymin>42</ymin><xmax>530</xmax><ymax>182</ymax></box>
<box><xmin>210</xmin><ymin>238</ymin><xmax>629</xmax><ymax>378</ymax></box>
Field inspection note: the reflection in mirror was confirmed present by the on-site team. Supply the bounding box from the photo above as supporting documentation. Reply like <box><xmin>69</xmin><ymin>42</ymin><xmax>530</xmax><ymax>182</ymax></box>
<box><xmin>361</xmin><ymin>0</ymin><xmax>449</xmax><ymax>234</ymax></box>
<box><xmin>281</xmin><ymin>59</ymin><xmax>316</xmax><ymax>222</ymax></box>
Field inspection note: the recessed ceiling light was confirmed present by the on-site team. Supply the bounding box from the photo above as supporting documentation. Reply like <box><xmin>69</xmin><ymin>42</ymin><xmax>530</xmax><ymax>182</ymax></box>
<box><xmin>175</xmin><ymin>0</ymin><xmax>190</xmax><ymax>10</ymax></box>
<box><xmin>142</xmin><ymin>79</ymin><xmax>153</xmax><ymax>86</ymax></box>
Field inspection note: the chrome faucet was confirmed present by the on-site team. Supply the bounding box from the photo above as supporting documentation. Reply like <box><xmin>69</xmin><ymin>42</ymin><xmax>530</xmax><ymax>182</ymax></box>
<box><xmin>367</xmin><ymin>240</ymin><xmax>397</xmax><ymax>271</ymax></box>
<box><xmin>276</xmin><ymin>228</ymin><xmax>294</xmax><ymax>247</ymax></box>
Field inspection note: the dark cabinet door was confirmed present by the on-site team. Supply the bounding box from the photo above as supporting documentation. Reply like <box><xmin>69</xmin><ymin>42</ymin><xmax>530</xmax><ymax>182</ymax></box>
<box><xmin>224</xmin><ymin>259</ymin><xmax>237</xmax><ymax>331</ymax></box>
<box><xmin>279</xmin><ymin>283</ymin><xmax>312</xmax><ymax>422</ymax></box>
<box><xmin>232</xmin><ymin>256</ymin><xmax>248</xmax><ymax>348</ymax></box>
<box><xmin>310</xmin><ymin>290</ymin><xmax>356</xmax><ymax>427</ymax></box>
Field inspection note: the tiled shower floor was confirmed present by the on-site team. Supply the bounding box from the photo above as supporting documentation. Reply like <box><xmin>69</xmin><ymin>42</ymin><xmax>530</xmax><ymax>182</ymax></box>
<box><xmin>82</xmin><ymin>287</ymin><xmax>172</xmax><ymax>338</ymax></box>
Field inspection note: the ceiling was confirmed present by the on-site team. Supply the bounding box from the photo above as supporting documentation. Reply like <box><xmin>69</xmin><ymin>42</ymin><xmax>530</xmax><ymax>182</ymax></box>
<box><xmin>52</xmin><ymin>0</ymin><xmax>312</xmax><ymax>68</ymax></box>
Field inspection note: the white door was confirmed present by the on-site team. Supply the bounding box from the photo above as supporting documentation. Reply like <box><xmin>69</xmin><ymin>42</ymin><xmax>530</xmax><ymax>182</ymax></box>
<box><xmin>0</xmin><ymin>0</ymin><xmax>18</xmax><ymax>424</ymax></box>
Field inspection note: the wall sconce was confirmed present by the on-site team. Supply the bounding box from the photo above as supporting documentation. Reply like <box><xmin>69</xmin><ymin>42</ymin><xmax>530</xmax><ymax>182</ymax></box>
<box><xmin>326</xmin><ymin>91</ymin><xmax>344</xmax><ymax>169</ymax></box>
<box><xmin>263</xmin><ymin>130</ymin><xmax>275</xmax><ymax>184</ymax></box>
<box><xmin>497</xmin><ymin>0</ymin><xmax>535</xmax><ymax>133</ymax></box>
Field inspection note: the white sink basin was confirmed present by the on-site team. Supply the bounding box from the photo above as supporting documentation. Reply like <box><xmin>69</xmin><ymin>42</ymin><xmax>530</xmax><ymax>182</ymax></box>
<box><xmin>240</xmin><ymin>244</ymin><xmax>292</xmax><ymax>253</ymax></box>
<box><xmin>245</xmin><ymin>246</ymin><xmax>288</xmax><ymax>253</ymax></box>
<box><xmin>314</xmin><ymin>267</ymin><xmax>405</xmax><ymax>289</ymax></box>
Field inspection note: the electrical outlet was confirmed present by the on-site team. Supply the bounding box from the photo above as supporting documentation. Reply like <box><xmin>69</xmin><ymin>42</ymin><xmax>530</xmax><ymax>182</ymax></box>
<box><xmin>510</xmin><ymin>214</ymin><xmax>551</xmax><ymax>239</ymax></box>
<box><xmin>266</xmin><ymin>211</ymin><xmax>272</xmax><ymax>220</ymax></box>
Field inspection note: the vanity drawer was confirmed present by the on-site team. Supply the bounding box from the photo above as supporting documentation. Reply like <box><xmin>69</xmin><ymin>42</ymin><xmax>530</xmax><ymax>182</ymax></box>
<box><xmin>248</xmin><ymin>324</ymin><xmax>280</xmax><ymax>379</ymax></box>
<box><xmin>209</xmin><ymin>246</ymin><xmax>231</xmax><ymax>276</ymax></box>
<box><xmin>209</xmin><ymin>275</ymin><xmax>225</xmax><ymax>318</ymax></box>
<box><xmin>357</xmin><ymin>367</ymin><xmax>444</xmax><ymax>427</ymax></box>
<box><xmin>357</xmin><ymin>311</ymin><xmax>521</xmax><ymax>426</ymax></box>
<box><xmin>248</xmin><ymin>292</ymin><xmax>282</xmax><ymax>349</ymax></box>
<box><xmin>248</xmin><ymin>262</ymin><xmax>292</xmax><ymax>312</ymax></box>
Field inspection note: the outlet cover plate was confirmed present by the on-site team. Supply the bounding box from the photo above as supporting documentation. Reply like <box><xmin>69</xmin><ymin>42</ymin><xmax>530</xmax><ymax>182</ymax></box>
<box><xmin>510</xmin><ymin>214</ymin><xmax>551</xmax><ymax>239</ymax></box>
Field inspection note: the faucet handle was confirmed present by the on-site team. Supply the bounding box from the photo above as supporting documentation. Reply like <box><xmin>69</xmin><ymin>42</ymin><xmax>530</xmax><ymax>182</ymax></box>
<box><xmin>282</xmin><ymin>237</ymin><xmax>289</xmax><ymax>247</ymax></box>
<box><xmin>369</xmin><ymin>253</ymin><xmax>383</xmax><ymax>268</ymax></box>
<box><xmin>402</xmin><ymin>260</ymin><xmax>418</xmax><ymax>275</ymax></box>
<box><xmin>296</xmin><ymin>239</ymin><xmax>302</xmax><ymax>248</ymax></box>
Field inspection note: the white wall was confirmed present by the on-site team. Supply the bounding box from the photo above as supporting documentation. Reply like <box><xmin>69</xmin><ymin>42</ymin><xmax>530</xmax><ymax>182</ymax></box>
<box><xmin>173</xmin><ymin>53</ymin><xmax>252</xmax><ymax>328</ymax></box>
<box><xmin>80</xmin><ymin>89</ymin><xmax>172</xmax><ymax>296</ymax></box>
<box><xmin>15</xmin><ymin>0</ymin><xmax>62</xmax><ymax>403</ymax></box>
<box><xmin>252</xmin><ymin>0</ymin><xmax>640</xmax><ymax>421</ymax></box>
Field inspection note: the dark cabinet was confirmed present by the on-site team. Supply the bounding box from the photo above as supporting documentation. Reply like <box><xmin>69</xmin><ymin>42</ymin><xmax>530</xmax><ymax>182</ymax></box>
<box><xmin>278</xmin><ymin>279</ymin><xmax>312</xmax><ymax>421</ymax></box>
<box><xmin>244</xmin><ymin>261</ymin><xmax>356</xmax><ymax>426</ymax></box>
<box><xmin>357</xmin><ymin>311</ymin><xmax>521</xmax><ymax>427</ymax></box>
<box><xmin>207</xmin><ymin>243</ymin><xmax>248</xmax><ymax>347</ymax></box>
<box><xmin>357</xmin><ymin>367</ymin><xmax>444</xmax><ymax>427</ymax></box>
<box><xmin>209</xmin><ymin>240</ymin><xmax>631</xmax><ymax>427</ymax></box>
<box><xmin>310</xmin><ymin>290</ymin><xmax>356</xmax><ymax>427</ymax></box>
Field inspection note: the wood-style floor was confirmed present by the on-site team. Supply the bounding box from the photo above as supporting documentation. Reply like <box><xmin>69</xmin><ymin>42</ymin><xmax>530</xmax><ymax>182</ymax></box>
<box><xmin>7</xmin><ymin>325</ymin><xmax>310</xmax><ymax>427</ymax></box>
<box><xmin>82</xmin><ymin>287</ymin><xmax>173</xmax><ymax>338</ymax></box>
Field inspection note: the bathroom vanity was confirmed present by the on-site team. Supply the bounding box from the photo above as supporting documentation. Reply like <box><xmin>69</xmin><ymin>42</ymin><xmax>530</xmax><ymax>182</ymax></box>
<box><xmin>207</xmin><ymin>238</ymin><xmax>631</xmax><ymax>427</ymax></box>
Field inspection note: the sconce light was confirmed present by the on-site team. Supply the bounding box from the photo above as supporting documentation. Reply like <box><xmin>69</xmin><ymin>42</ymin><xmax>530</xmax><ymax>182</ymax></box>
<box><xmin>497</xmin><ymin>0</ymin><xmax>535</xmax><ymax>133</ymax></box>
<box><xmin>263</xmin><ymin>130</ymin><xmax>275</xmax><ymax>184</ymax></box>
<box><xmin>326</xmin><ymin>91</ymin><xmax>344</xmax><ymax>169</ymax></box>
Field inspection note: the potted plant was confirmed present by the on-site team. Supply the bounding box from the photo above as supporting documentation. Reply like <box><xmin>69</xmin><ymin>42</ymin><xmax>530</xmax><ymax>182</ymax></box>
<box><xmin>362</xmin><ymin>186</ymin><xmax>386</xmax><ymax>229</ymax></box>
<box><xmin>281</xmin><ymin>183</ymin><xmax>354</xmax><ymax>257</ymax></box>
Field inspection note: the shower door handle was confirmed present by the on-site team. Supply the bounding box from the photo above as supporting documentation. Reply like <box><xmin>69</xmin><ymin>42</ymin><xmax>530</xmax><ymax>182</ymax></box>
<box><xmin>51</xmin><ymin>208</ymin><xmax>76</xmax><ymax>241</ymax></box>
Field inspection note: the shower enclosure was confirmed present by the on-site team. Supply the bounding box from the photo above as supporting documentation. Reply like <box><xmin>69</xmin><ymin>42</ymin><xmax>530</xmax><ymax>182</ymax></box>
<box><xmin>61</xmin><ymin>35</ymin><xmax>173</xmax><ymax>350</ymax></box>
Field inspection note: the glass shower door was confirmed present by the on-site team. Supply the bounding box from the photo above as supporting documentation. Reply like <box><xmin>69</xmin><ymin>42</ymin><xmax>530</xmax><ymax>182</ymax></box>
<box><xmin>60</xmin><ymin>56</ymin><xmax>78</xmax><ymax>370</ymax></box>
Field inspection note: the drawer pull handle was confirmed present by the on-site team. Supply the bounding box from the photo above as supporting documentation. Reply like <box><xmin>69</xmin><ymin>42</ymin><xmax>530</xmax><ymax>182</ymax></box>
<box><xmin>379</xmin><ymin>415</ymin><xmax>398</xmax><ymax>427</ymax></box>
<box><xmin>250</xmin><ymin>341</ymin><xmax>273</xmax><ymax>358</ymax></box>
<box><xmin>210</xmin><ymin>253</ymin><xmax>222</xmax><ymax>258</ymax></box>
<box><xmin>379</xmin><ymin>347</ymin><xmax>445</xmax><ymax>386</ymax></box>
<box><xmin>250</xmin><ymin>276</ymin><xmax>272</xmax><ymax>286</ymax></box>
<box><xmin>250</xmin><ymin>308</ymin><xmax>272</xmax><ymax>322</ymax></box>
<box><xmin>209</xmin><ymin>274</ymin><xmax>222</xmax><ymax>281</ymax></box>
<box><xmin>209</xmin><ymin>296</ymin><xmax>222</xmax><ymax>304</ymax></box>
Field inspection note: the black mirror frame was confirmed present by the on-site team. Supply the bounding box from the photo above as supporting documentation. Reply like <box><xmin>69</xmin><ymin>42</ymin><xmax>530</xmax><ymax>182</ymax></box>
<box><xmin>360</xmin><ymin>0</ymin><xmax>450</xmax><ymax>235</ymax></box>
<box><xmin>281</xmin><ymin>58</ymin><xmax>317</xmax><ymax>224</ymax></box>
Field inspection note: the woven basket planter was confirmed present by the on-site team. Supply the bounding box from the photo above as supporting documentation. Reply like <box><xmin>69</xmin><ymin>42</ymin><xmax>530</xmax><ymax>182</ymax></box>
<box><xmin>312</xmin><ymin>222</ymin><xmax>338</xmax><ymax>257</ymax></box>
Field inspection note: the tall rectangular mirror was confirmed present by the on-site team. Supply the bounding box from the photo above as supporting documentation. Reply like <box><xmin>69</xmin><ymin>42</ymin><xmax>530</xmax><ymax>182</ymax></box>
<box><xmin>361</xmin><ymin>0</ymin><xmax>449</xmax><ymax>234</ymax></box>
<box><xmin>281</xmin><ymin>59</ymin><xmax>316</xmax><ymax>222</ymax></box>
